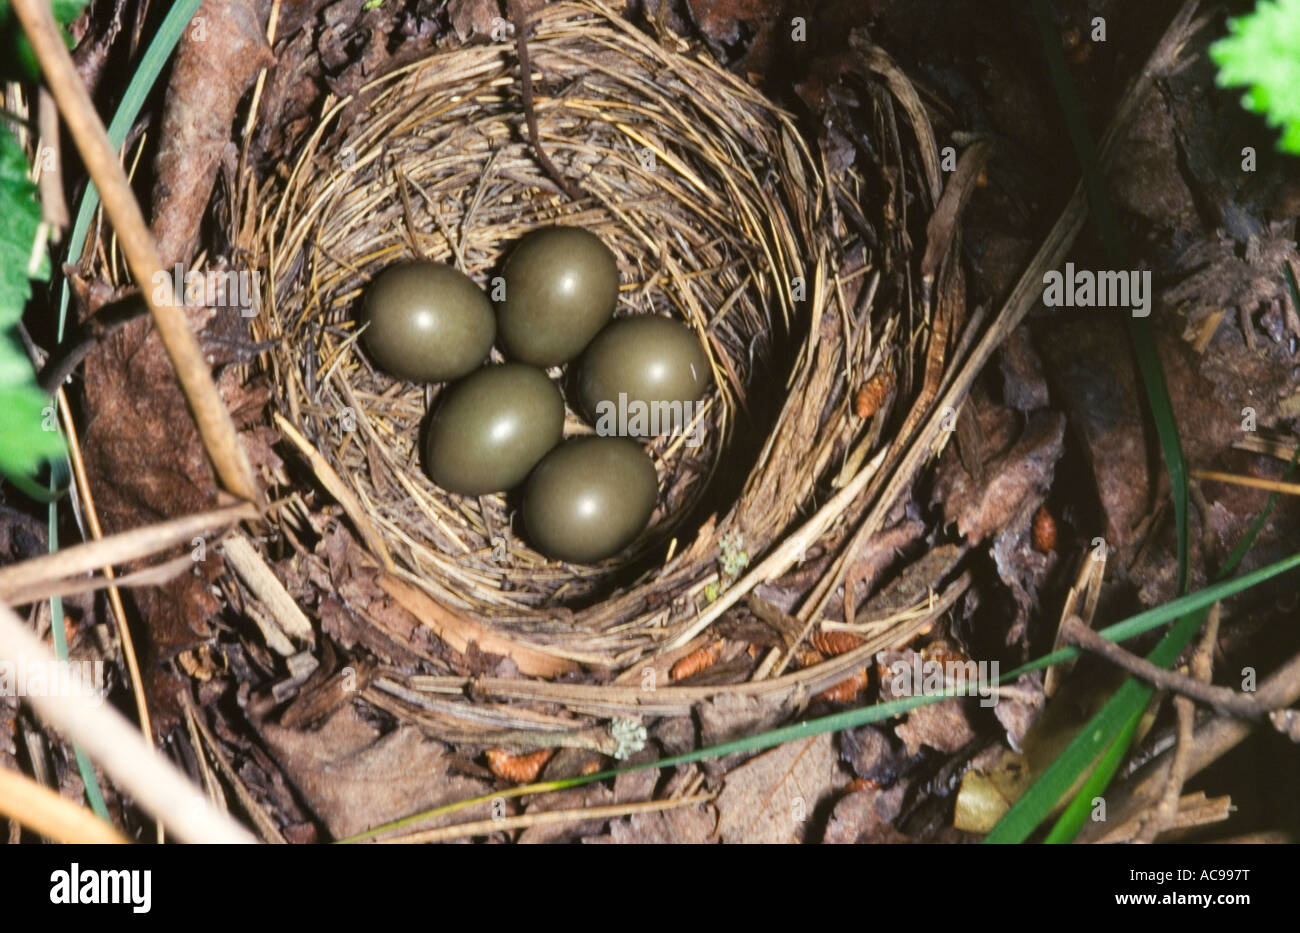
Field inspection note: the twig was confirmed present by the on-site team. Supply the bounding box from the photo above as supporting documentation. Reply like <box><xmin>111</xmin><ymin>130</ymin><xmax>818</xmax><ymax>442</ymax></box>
<box><xmin>507</xmin><ymin>0</ymin><xmax>583</xmax><ymax>202</ymax></box>
<box><xmin>0</xmin><ymin>602</ymin><xmax>256</xmax><ymax>843</ymax></box>
<box><xmin>1080</xmin><ymin>646</ymin><xmax>1300</xmax><ymax>842</ymax></box>
<box><xmin>1232</xmin><ymin>435</ymin><xmax>1298</xmax><ymax>462</ymax></box>
<box><xmin>1190</xmin><ymin>468</ymin><xmax>1300</xmax><ymax>497</ymax></box>
<box><xmin>667</xmin><ymin>449</ymin><xmax>886</xmax><ymax>653</ymax></box>
<box><xmin>1060</xmin><ymin>614</ymin><xmax>1269</xmax><ymax>720</ymax></box>
<box><xmin>0</xmin><ymin>501</ymin><xmax>257</xmax><ymax>604</ymax></box>
<box><xmin>221</xmin><ymin>534</ymin><xmax>314</xmax><ymax>644</ymax></box>
<box><xmin>0</xmin><ymin>766</ymin><xmax>129</xmax><ymax>843</ymax></box>
<box><xmin>55</xmin><ymin>384</ymin><xmax>160</xmax><ymax>840</ymax></box>
<box><xmin>0</xmin><ymin>552</ymin><xmax>194</xmax><ymax>606</ymax></box>
<box><xmin>377</xmin><ymin>794</ymin><xmax>714</xmax><ymax>844</ymax></box>
<box><xmin>1046</xmin><ymin>546</ymin><xmax>1106</xmax><ymax>697</ymax></box>
<box><xmin>273</xmin><ymin>413</ymin><xmax>395</xmax><ymax>571</ymax></box>
<box><xmin>12</xmin><ymin>0</ymin><xmax>263</xmax><ymax>506</ymax></box>
<box><xmin>181</xmin><ymin>691</ymin><xmax>287</xmax><ymax>844</ymax></box>
<box><xmin>1133</xmin><ymin>602</ymin><xmax>1220</xmax><ymax>844</ymax></box>
<box><xmin>36</xmin><ymin>88</ymin><xmax>68</xmax><ymax>235</ymax></box>
<box><xmin>0</xmin><ymin>769</ymin><xmax>130</xmax><ymax>847</ymax></box>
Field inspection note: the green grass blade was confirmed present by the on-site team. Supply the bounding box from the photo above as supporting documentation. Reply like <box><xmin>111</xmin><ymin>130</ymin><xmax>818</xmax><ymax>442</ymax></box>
<box><xmin>337</xmin><ymin>548</ymin><xmax>1300</xmax><ymax>842</ymax></box>
<box><xmin>1033</xmin><ymin>439</ymin><xmax>1300</xmax><ymax>842</ymax></box>
<box><xmin>56</xmin><ymin>0</ymin><xmax>202</xmax><ymax>338</ymax></box>
<box><xmin>987</xmin><ymin>0</ymin><xmax>1196</xmax><ymax>844</ymax></box>
<box><xmin>1041</xmin><ymin>704</ymin><xmax>1144</xmax><ymax>843</ymax></box>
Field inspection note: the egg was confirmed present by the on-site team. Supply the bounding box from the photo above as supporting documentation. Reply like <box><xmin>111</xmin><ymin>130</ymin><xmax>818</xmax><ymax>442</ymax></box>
<box><xmin>578</xmin><ymin>315</ymin><xmax>711</xmax><ymax>437</ymax></box>
<box><xmin>425</xmin><ymin>364</ymin><xmax>565</xmax><ymax>495</ymax></box>
<box><xmin>361</xmin><ymin>260</ymin><xmax>495</xmax><ymax>382</ymax></box>
<box><xmin>496</xmin><ymin>227</ymin><xmax>620</xmax><ymax>366</ymax></box>
<box><xmin>523</xmin><ymin>437</ymin><xmax>658</xmax><ymax>563</ymax></box>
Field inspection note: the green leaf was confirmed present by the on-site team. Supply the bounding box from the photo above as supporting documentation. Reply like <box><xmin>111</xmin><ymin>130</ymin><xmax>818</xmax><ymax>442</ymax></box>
<box><xmin>0</xmin><ymin>123</ymin><xmax>65</xmax><ymax>485</ymax></box>
<box><xmin>0</xmin><ymin>380</ymin><xmax>62</xmax><ymax>479</ymax></box>
<box><xmin>1212</xmin><ymin>0</ymin><xmax>1300</xmax><ymax>154</ymax></box>
<box><xmin>0</xmin><ymin>0</ymin><xmax>87</xmax><ymax>82</ymax></box>
<box><xmin>0</xmin><ymin>130</ymin><xmax>43</xmax><ymax>326</ymax></box>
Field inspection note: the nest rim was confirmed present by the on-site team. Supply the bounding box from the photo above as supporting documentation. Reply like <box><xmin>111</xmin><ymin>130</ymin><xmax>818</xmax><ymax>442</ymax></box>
<box><xmin>246</xmin><ymin>0</ymin><xmax>882</xmax><ymax>668</ymax></box>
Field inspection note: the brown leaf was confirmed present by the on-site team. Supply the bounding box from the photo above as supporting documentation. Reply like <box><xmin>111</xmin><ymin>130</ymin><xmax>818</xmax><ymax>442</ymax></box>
<box><xmin>893</xmin><ymin>698</ymin><xmax>977</xmax><ymax>757</ymax></box>
<box><xmin>715</xmin><ymin>732</ymin><xmax>846</xmax><ymax>843</ymax></box>
<box><xmin>998</xmin><ymin>325</ymin><xmax>1049</xmax><ymax>412</ymax></box>
<box><xmin>1037</xmin><ymin>320</ymin><xmax>1147</xmax><ymax>553</ymax></box>
<box><xmin>878</xmin><ymin>649</ymin><xmax>978</xmax><ymax>755</ymax></box>
<box><xmin>1108</xmin><ymin>89</ymin><xmax>1198</xmax><ymax>230</ymax></box>
<box><xmin>839</xmin><ymin>725</ymin><xmax>907</xmax><ymax>786</ymax></box>
<box><xmin>517</xmin><ymin>784</ymin><xmax>615</xmax><ymax>844</ymax></box>
<box><xmin>151</xmin><ymin>0</ymin><xmax>273</xmax><ymax>267</ymax></box>
<box><xmin>822</xmin><ymin>784</ymin><xmax>910</xmax><ymax>844</ymax></box>
<box><xmin>448</xmin><ymin>0</ymin><xmax>502</xmax><ymax>41</ymax></box>
<box><xmin>686</xmin><ymin>0</ymin><xmax>778</xmax><ymax>73</ymax></box>
<box><xmin>81</xmin><ymin>312</ymin><xmax>227</xmax><ymax>687</ymax></box>
<box><xmin>933</xmin><ymin>410</ymin><xmax>1065</xmax><ymax>544</ymax></box>
<box><xmin>607</xmin><ymin>803</ymin><xmax>717</xmax><ymax>843</ymax></box>
<box><xmin>258</xmin><ymin>703</ymin><xmax>489</xmax><ymax>841</ymax></box>
<box><xmin>993</xmin><ymin>673</ymin><xmax>1045</xmax><ymax>753</ymax></box>
<box><xmin>697</xmin><ymin>692</ymin><xmax>797</xmax><ymax>774</ymax></box>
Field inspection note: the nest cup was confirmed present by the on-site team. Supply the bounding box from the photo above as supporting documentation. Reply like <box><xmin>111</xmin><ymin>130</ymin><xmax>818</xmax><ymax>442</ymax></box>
<box><xmin>255</xmin><ymin>1</ymin><xmax>865</xmax><ymax>662</ymax></box>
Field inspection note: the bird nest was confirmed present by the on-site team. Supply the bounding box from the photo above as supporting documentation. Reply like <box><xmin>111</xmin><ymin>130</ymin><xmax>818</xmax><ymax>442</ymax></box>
<box><xmin>245</xmin><ymin>0</ymin><xmax>915</xmax><ymax>671</ymax></box>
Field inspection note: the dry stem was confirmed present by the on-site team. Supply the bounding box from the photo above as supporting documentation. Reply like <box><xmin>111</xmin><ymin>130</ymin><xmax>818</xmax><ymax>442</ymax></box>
<box><xmin>0</xmin><ymin>601</ymin><xmax>256</xmax><ymax>843</ymax></box>
<box><xmin>12</xmin><ymin>0</ymin><xmax>262</xmax><ymax>505</ymax></box>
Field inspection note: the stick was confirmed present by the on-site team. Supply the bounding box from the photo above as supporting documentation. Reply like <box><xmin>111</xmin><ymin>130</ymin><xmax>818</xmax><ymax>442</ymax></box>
<box><xmin>12</xmin><ymin>0</ymin><xmax>263</xmax><ymax>506</ymax></box>
<box><xmin>0</xmin><ymin>501</ymin><xmax>257</xmax><ymax>603</ymax></box>
<box><xmin>1079</xmin><ymin>647</ymin><xmax>1300</xmax><ymax>843</ymax></box>
<box><xmin>0</xmin><ymin>602</ymin><xmax>256</xmax><ymax>843</ymax></box>
<box><xmin>0</xmin><ymin>552</ymin><xmax>194</xmax><ymax>606</ymax></box>
<box><xmin>1133</xmin><ymin>602</ymin><xmax>1220</xmax><ymax>843</ymax></box>
<box><xmin>376</xmin><ymin>794</ymin><xmax>714</xmax><ymax>844</ymax></box>
<box><xmin>1060</xmin><ymin>615</ymin><xmax>1269</xmax><ymax>720</ymax></box>
<box><xmin>0</xmin><ymin>766</ymin><xmax>130</xmax><ymax>843</ymax></box>
<box><xmin>1190</xmin><ymin>468</ymin><xmax>1300</xmax><ymax>497</ymax></box>
<box><xmin>507</xmin><ymin>0</ymin><xmax>583</xmax><ymax>202</ymax></box>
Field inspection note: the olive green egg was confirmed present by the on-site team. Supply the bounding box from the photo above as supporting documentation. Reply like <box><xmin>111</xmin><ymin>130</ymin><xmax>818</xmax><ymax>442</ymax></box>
<box><xmin>579</xmin><ymin>315</ymin><xmax>711</xmax><ymax>438</ymax></box>
<box><xmin>424</xmin><ymin>364</ymin><xmax>565</xmax><ymax>495</ymax></box>
<box><xmin>361</xmin><ymin>260</ymin><xmax>495</xmax><ymax>382</ymax></box>
<box><xmin>522</xmin><ymin>437</ymin><xmax>658</xmax><ymax>563</ymax></box>
<box><xmin>497</xmin><ymin>227</ymin><xmax>620</xmax><ymax>366</ymax></box>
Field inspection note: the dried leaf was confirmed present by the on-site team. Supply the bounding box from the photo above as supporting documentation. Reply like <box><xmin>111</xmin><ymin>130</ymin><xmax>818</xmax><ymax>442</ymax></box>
<box><xmin>714</xmin><ymin>732</ymin><xmax>845</xmax><ymax>843</ymax></box>
<box><xmin>151</xmin><ymin>0</ymin><xmax>273</xmax><ymax>267</ymax></box>
<box><xmin>933</xmin><ymin>410</ymin><xmax>1065</xmax><ymax>544</ymax></box>
<box><xmin>258</xmin><ymin>703</ymin><xmax>489</xmax><ymax>840</ymax></box>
